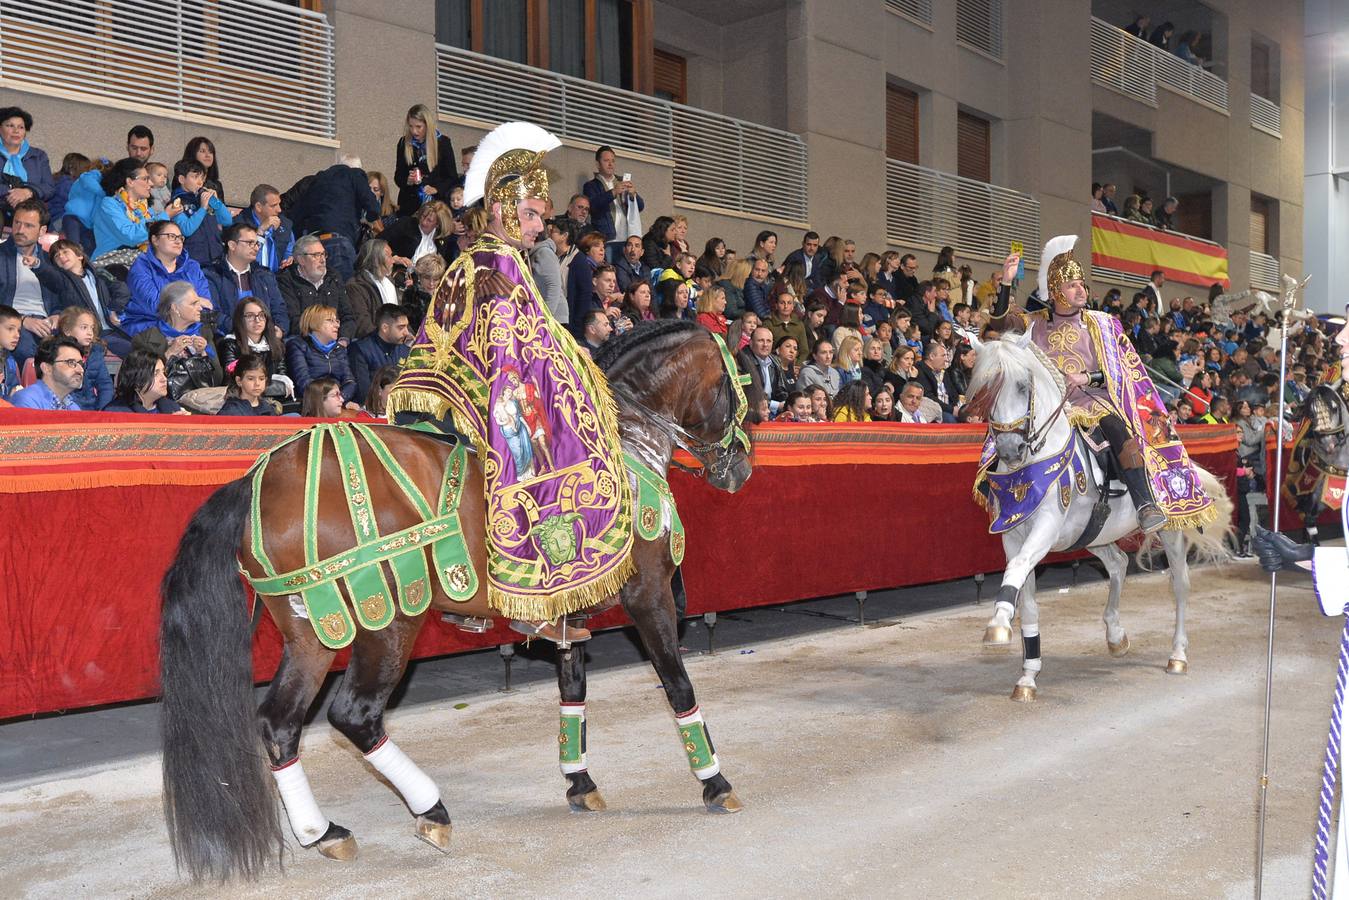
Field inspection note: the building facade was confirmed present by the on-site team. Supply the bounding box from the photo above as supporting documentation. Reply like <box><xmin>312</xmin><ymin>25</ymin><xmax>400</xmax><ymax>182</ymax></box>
<box><xmin>0</xmin><ymin>0</ymin><xmax>1305</xmax><ymax>307</ymax></box>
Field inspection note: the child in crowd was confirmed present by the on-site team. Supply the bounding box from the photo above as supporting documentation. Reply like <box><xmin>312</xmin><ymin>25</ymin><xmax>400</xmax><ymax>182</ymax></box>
<box><xmin>49</xmin><ymin>152</ymin><xmax>93</xmax><ymax>224</ymax></box>
<box><xmin>58</xmin><ymin>306</ymin><xmax>114</xmax><ymax>410</ymax></box>
<box><xmin>172</xmin><ymin>159</ymin><xmax>233</xmax><ymax>267</ymax></box>
<box><xmin>146</xmin><ymin>161</ymin><xmax>172</xmax><ymax>214</ymax></box>
<box><xmin>218</xmin><ymin>353</ymin><xmax>279</xmax><ymax>416</ymax></box>
<box><xmin>0</xmin><ymin>306</ymin><xmax>21</xmax><ymax>401</ymax></box>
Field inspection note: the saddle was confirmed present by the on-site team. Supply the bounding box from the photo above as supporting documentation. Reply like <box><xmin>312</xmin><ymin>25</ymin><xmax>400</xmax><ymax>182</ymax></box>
<box><xmin>1066</xmin><ymin>423</ymin><xmax>1127</xmax><ymax>551</ymax></box>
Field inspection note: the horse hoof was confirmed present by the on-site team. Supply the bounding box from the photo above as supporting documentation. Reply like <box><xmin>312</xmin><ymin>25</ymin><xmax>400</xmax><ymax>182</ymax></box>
<box><xmin>1010</xmin><ymin>684</ymin><xmax>1037</xmax><ymax>702</ymax></box>
<box><xmin>314</xmin><ymin>824</ymin><xmax>358</xmax><ymax>861</ymax></box>
<box><xmin>983</xmin><ymin>624</ymin><xmax>1012</xmax><ymax>647</ymax></box>
<box><xmin>415</xmin><ymin>817</ymin><xmax>453</xmax><ymax>852</ymax></box>
<box><xmin>568</xmin><ymin>790</ymin><xmax>608</xmax><ymax>812</ymax></box>
<box><xmin>705</xmin><ymin>790</ymin><xmax>744</xmax><ymax>814</ymax></box>
<box><xmin>1108</xmin><ymin>634</ymin><xmax>1131</xmax><ymax>657</ymax></box>
<box><xmin>1166</xmin><ymin>658</ymin><xmax>1189</xmax><ymax>675</ymax></box>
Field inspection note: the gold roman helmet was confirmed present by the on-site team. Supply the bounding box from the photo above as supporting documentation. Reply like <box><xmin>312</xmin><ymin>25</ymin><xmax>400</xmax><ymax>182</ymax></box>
<box><xmin>1037</xmin><ymin>235</ymin><xmax>1085</xmax><ymax>307</ymax></box>
<box><xmin>461</xmin><ymin>122</ymin><xmax>562</xmax><ymax>242</ymax></box>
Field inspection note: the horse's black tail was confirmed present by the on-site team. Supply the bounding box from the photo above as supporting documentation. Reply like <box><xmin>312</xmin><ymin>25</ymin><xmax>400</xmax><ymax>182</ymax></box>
<box><xmin>160</xmin><ymin>477</ymin><xmax>281</xmax><ymax>882</ymax></box>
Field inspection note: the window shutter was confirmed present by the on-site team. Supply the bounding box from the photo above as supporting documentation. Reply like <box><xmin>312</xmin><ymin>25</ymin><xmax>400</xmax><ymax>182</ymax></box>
<box><xmin>1250</xmin><ymin>198</ymin><xmax>1270</xmax><ymax>255</ymax></box>
<box><xmin>653</xmin><ymin>48</ymin><xmax>686</xmax><ymax>105</ymax></box>
<box><xmin>886</xmin><ymin>84</ymin><xmax>920</xmax><ymax>164</ymax></box>
<box><xmin>957</xmin><ymin>111</ymin><xmax>990</xmax><ymax>182</ymax></box>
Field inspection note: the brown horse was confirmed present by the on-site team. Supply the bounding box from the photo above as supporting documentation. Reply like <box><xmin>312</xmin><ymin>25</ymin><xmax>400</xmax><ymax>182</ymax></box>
<box><xmin>159</xmin><ymin>320</ymin><xmax>755</xmax><ymax>882</ymax></box>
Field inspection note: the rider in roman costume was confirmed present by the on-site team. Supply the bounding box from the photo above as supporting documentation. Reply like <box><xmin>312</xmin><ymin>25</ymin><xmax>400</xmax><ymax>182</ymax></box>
<box><xmin>990</xmin><ymin>235</ymin><xmax>1216</xmax><ymax>533</ymax></box>
<box><xmin>1286</xmin><ymin>359</ymin><xmax>1349</xmax><ymax>532</ymax></box>
<box><xmin>388</xmin><ymin>121</ymin><xmax>633</xmax><ymax>644</ymax></box>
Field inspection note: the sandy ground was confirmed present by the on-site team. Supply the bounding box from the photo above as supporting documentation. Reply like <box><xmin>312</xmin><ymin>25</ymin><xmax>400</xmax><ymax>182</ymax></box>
<box><xmin>0</xmin><ymin>558</ymin><xmax>1340</xmax><ymax>899</ymax></box>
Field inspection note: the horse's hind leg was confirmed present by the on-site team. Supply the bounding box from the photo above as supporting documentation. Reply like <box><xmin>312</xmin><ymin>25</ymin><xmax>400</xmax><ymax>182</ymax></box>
<box><xmin>1092</xmin><ymin>542</ymin><xmax>1130</xmax><ymax>656</ymax></box>
<box><xmin>1011</xmin><ymin>569</ymin><xmax>1041</xmax><ymax>701</ymax></box>
<box><xmin>1160</xmin><ymin>531</ymin><xmax>1191</xmax><ymax>674</ymax></box>
<box><xmin>326</xmin><ymin>616</ymin><xmax>453</xmax><ymax>852</ymax></box>
<box><xmin>256</xmin><ymin>620</ymin><xmax>356</xmax><ymax>860</ymax></box>
<box><xmin>556</xmin><ymin>645</ymin><xmax>606</xmax><ymax>811</ymax></box>
<box><xmin>621</xmin><ymin>552</ymin><xmax>740</xmax><ymax>813</ymax></box>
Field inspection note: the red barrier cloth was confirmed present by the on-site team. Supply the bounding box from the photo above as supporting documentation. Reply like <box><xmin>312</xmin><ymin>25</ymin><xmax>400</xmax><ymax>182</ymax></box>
<box><xmin>0</xmin><ymin>412</ymin><xmax>1237</xmax><ymax>719</ymax></box>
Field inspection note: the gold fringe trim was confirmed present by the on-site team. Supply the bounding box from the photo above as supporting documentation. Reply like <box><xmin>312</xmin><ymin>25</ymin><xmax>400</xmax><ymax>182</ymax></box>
<box><xmin>386</xmin><ymin>386</ymin><xmax>453</xmax><ymax>424</ymax></box>
<box><xmin>1163</xmin><ymin>503</ymin><xmax>1219</xmax><ymax>532</ymax></box>
<box><xmin>487</xmin><ymin>552</ymin><xmax>636</xmax><ymax>621</ymax></box>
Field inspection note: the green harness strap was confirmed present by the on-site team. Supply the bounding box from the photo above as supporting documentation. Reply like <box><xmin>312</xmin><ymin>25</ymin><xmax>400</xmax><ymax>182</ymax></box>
<box><xmin>625</xmin><ymin>451</ymin><xmax>686</xmax><ymax>565</ymax></box>
<box><xmin>243</xmin><ymin>423</ymin><xmax>477</xmax><ymax>650</ymax></box>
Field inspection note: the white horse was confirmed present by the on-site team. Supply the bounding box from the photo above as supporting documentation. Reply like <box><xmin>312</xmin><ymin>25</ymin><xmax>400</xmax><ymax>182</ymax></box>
<box><xmin>968</xmin><ymin>332</ymin><xmax>1233</xmax><ymax>701</ymax></box>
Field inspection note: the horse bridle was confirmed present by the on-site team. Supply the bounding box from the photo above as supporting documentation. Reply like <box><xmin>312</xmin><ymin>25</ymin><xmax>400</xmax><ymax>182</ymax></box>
<box><xmin>988</xmin><ymin>377</ymin><xmax>1071</xmax><ymax>462</ymax></box>
<box><xmin>611</xmin><ymin>333</ymin><xmax>752</xmax><ymax>482</ymax></box>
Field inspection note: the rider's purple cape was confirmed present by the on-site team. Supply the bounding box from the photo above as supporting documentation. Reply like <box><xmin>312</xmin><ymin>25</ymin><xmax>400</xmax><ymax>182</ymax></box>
<box><xmin>388</xmin><ymin>234</ymin><xmax>634</xmax><ymax>620</ymax></box>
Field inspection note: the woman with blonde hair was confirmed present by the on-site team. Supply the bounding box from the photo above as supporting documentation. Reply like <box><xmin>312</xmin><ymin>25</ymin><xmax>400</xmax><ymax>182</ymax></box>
<box><xmin>695</xmin><ymin>284</ymin><xmax>728</xmax><ymax>336</ymax></box>
<box><xmin>859</xmin><ymin>252</ymin><xmax>882</xmax><ymax>287</ymax></box>
<box><xmin>364</xmin><ymin>171</ymin><xmax>399</xmax><ymax>237</ymax></box>
<box><xmin>669</xmin><ymin>214</ymin><xmax>691</xmax><ymax>256</ymax></box>
<box><xmin>834</xmin><ymin>333</ymin><xmax>863</xmax><ymax>387</ymax></box>
<box><xmin>394</xmin><ymin>103</ymin><xmax>457</xmax><ymax>216</ymax></box>
<box><xmin>717</xmin><ymin>257</ymin><xmax>751</xmax><ymax>320</ymax></box>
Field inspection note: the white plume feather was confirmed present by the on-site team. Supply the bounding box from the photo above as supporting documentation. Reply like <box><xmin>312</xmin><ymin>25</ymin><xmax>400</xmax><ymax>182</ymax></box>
<box><xmin>461</xmin><ymin>121</ymin><xmax>562</xmax><ymax>206</ymax></box>
<box><xmin>1037</xmin><ymin>234</ymin><xmax>1078</xmax><ymax>301</ymax></box>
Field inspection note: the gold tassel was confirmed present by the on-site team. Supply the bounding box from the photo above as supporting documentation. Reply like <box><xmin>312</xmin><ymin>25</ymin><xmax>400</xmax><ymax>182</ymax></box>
<box><xmin>386</xmin><ymin>386</ymin><xmax>452</xmax><ymax>423</ymax></box>
<box><xmin>1162</xmin><ymin>505</ymin><xmax>1220</xmax><ymax>531</ymax></box>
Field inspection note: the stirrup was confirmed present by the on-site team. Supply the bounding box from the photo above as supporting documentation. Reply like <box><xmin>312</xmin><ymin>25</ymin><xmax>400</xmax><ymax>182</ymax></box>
<box><xmin>510</xmin><ymin>619</ymin><xmax>592</xmax><ymax>646</ymax></box>
<box><xmin>441</xmin><ymin>613</ymin><xmax>494</xmax><ymax>633</ymax></box>
<box><xmin>1137</xmin><ymin>504</ymin><xmax>1167</xmax><ymax>535</ymax></box>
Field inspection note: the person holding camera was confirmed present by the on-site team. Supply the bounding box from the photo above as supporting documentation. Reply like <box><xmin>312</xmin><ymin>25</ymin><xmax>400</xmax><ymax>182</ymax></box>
<box><xmin>582</xmin><ymin>145</ymin><xmax>644</xmax><ymax>263</ymax></box>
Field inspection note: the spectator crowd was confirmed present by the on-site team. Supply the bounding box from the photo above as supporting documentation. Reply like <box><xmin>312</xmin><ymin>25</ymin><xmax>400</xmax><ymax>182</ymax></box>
<box><xmin>0</xmin><ymin>102</ymin><xmax>1329</xmax><ymax>549</ymax></box>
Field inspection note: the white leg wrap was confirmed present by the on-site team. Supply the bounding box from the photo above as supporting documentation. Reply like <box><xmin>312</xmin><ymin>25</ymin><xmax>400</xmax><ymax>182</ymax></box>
<box><xmin>559</xmin><ymin>702</ymin><xmax>588</xmax><ymax>775</ymax></box>
<box><xmin>994</xmin><ymin>600</ymin><xmax>1015</xmax><ymax>623</ymax></box>
<box><xmin>365</xmin><ymin>737</ymin><xmax>441</xmax><ymax>815</ymax></box>
<box><xmin>271</xmin><ymin>759</ymin><xmax>329</xmax><ymax>845</ymax></box>
<box><xmin>675</xmin><ymin>706</ymin><xmax>721</xmax><ymax>780</ymax></box>
<box><xmin>1021</xmin><ymin>623</ymin><xmax>1040</xmax><ymax>639</ymax></box>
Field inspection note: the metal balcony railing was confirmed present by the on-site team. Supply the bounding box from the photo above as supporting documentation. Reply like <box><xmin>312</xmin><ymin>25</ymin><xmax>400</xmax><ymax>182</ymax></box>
<box><xmin>0</xmin><ymin>0</ymin><xmax>336</xmax><ymax>139</ymax></box>
<box><xmin>885</xmin><ymin>158</ymin><xmax>1040</xmax><ymax>263</ymax></box>
<box><xmin>436</xmin><ymin>45</ymin><xmax>808</xmax><ymax>223</ymax></box>
<box><xmin>1090</xmin><ymin>17</ymin><xmax>1229</xmax><ymax>114</ymax></box>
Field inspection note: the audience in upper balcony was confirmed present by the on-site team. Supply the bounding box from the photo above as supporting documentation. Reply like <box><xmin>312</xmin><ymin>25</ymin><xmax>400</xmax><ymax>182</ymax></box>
<box><xmin>125</xmin><ymin>125</ymin><xmax>154</xmax><ymax>165</ymax></box>
<box><xmin>641</xmin><ymin>215</ymin><xmax>676</xmax><ymax>272</ymax></box>
<box><xmin>131</xmin><ymin>282</ymin><xmax>222</xmax><ymax>398</ymax></box>
<box><xmin>1154</xmin><ymin>196</ymin><xmax>1180</xmax><ymax>231</ymax></box>
<box><xmin>1123</xmin><ymin>15</ymin><xmax>1150</xmax><ymax>38</ymax></box>
<box><xmin>394</xmin><ymin>104</ymin><xmax>458</xmax><ymax>217</ymax></box>
<box><xmin>124</xmin><ymin>220</ymin><xmax>212</xmax><ymax>336</ymax></box>
<box><xmin>1148</xmin><ymin>22</ymin><xmax>1175</xmax><ymax>51</ymax></box>
<box><xmin>92</xmin><ymin>158</ymin><xmax>181</xmax><ymax>264</ymax></box>
<box><xmin>49</xmin><ymin>239</ymin><xmax>131</xmax><ymax>357</ymax></box>
<box><xmin>171</xmin><ymin>160</ymin><xmax>232</xmax><ymax>269</ymax></box>
<box><xmin>245</xmin><ymin>184</ymin><xmax>294</xmax><ymax>273</ymax></box>
<box><xmin>206</xmin><ymin>222</ymin><xmax>289</xmax><ymax>335</ymax></box>
<box><xmin>582</xmin><ymin>145</ymin><xmax>644</xmax><ymax>261</ymax></box>
<box><xmin>1101</xmin><ymin>183</ymin><xmax>1119</xmax><ymax>215</ymax></box>
<box><xmin>1091</xmin><ymin>182</ymin><xmax>1107</xmax><ymax>213</ymax></box>
<box><xmin>1176</xmin><ymin>31</ymin><xmax>1203</xmax><ymax>66</ymax></box>
<box><xmin>289</xmin><ymin>155</ymin><xmax>381</xmax><ymax>282</ymax></box>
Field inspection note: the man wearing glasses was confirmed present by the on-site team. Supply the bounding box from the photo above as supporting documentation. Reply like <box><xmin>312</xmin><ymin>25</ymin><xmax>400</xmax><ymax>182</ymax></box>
<box><xmin>277</xmin><ymin>234</ymin><xmax>353</xmax><ymax>339</ymax></box>
<box><xmin>205</xmin><ymin>222</ymin><xmax>289</xmax><ymax>336</ymax></box>
<box><xmin>895</xmin><ymin>253</ymin><xmax>921</xmax><ymax>305</ymax></box>
<box><xmin>10</xmin><ymin>335</ymin><xmax>84</xmax><ymax>410</ymax></box>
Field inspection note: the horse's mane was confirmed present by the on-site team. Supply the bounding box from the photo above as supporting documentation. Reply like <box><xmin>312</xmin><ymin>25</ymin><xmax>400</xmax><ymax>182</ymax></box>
<box><xmin>968</xmin><ymin>334</ymin><xmax>1065</xmax><ymax>404</ymax></box>
<box><xmin>592</xmin><ymin>319</ymin><xmax>702</xmax><ymax>373</ymax></box>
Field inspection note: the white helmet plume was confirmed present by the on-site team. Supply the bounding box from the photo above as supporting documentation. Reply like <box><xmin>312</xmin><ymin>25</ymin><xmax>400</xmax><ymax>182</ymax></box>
<box><xmin>461</xmin><ymin>121</ymin><xmax>562</xmax><ymax>206</ymax></box>
<box><xmin>1037</xmin><ymin>234</ymin><xmax>1078</xmax><ymax>302</ymax></box>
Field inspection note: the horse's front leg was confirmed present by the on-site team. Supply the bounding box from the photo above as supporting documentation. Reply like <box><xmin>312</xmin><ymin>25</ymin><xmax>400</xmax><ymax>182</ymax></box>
<box><xmin>1160</xmin><ymin>531</ymin><xmax>1191</xmax><ymax>674</ymax></box>
<box><xmin>556</xmin><ymin>644</ymin><xmax>606</xmax><ymax>811</ymax></box>
<box><xmin>984</xmin><ymin>518</ymin><xmax>1059</xmax><ymax>646</ymax></box>
<box><xmin>620</xmin><ymin>548</ymin><xmax>740</xmax><ymax>814</ymax></box>
<box><xmin>1011</xmin><ymin>568</ymin><xmax>1041</xmax><ymax>701</ymax></box>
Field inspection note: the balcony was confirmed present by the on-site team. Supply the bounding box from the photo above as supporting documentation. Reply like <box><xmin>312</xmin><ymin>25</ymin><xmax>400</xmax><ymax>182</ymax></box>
<box><xmin>1089</xmin><ymin>212</ymin><xmax>1228</xmax><ymax>289</ymax></box>
<box><xmin>435</xmin><ymin>45</ymin><xmax>807</xmax><ymax>224</ymax></box>
<box><xmin>1089</xmin><ymin>16</ymin><xmax>1229</xmax><ymax>114</ymax></box>
<box><xmin>0</xmin><ymin>0</ymin><xmax>335</xmax><ymax>141</ymax></box>
<box><xmin>1249</xmin><ymin>93</ymin><xmax>1281</xmax><ymax>138</ymax></box>
<box><xmin>884</xmin><ymin>158</ymin><xmax>1040</xmax><ymax>264</ymax></box>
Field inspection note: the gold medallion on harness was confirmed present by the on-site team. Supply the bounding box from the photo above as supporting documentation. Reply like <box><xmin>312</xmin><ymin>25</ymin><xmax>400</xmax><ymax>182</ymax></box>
<box><xmin>406</xmin><ymin>578</ymin><xmax>427</xmax><ymax>606</ymax></box>
<box><xmin>318</xmin><ymin>613</ymin><xmax>347</xmax><ymax>641</ymax></box>
<box><xmin>1060</xmin><ymin>484</ymin><xmax>1071</xmax><ymax>509</ymax></box>
<box><xmin>1011</xmin><ymin>483</ymin><xmax>1030</xmax><ymax>503</ymax></box>
<box><xmin>671</xmin><ymin>531</ymin><xmax>686</xmax><ymax>561</ymax></box>
<box><xmin>640</xmin><ymin>506</ymin><xmax>658</xmax><ymax>532</ymax></box>
<box><xmin>360</xmin><ymin>594</ymin><xmax>388</xmax><ymax>622</ymax></box>
<box><xmin>446</xmin><ymin>564</ymin><xmax>471</xmax><ymax>594</ymax></box>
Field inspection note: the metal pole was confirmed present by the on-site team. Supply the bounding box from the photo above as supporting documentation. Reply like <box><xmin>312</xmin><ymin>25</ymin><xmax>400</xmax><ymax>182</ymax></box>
<box><xmin>1255</xmin><ymin>306</ymin><xmax>1293</xmax><ymax>897</ymax></box>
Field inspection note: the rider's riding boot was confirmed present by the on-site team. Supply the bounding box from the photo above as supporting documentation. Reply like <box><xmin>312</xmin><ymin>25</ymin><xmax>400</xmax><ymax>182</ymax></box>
<box><xmin>1118</xmin><ymin>440</ymin><xmax>1166</xmax><ymax>534</ymax></box>
<box><xmin>511</xmin><ymin>618</ymin><xmax>592</xmax><ymax>644</ymax></box>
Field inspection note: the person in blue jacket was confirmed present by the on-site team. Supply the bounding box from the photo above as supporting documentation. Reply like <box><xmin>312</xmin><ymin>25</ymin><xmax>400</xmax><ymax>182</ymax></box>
<box><xmin>58</xmin><ymin>306</ymin><xmax>114</xmax><ymax>410</ymax></box>
<box><xmin>0</xmin><ymin>107</ymin><xmax>54</xmax><ymax>224</ymax></box>
<box><xmin>285</xmin><ymin>303</ymin><xmax>359</xmax><ymax>407</ymax></box>
<box><xmin>171</xmin><ymin>159</ymin><xmax>232</xmax><ymax>268</ymax></box>
<box><xmin>122</xmin><ymin>220</ymin><xmax>214</xmax><ymax>336</ymax></box>
<box><xmin>91</xmin><ymin>157</ymin><xmax>186</xmax><ymax>261</ymax></box>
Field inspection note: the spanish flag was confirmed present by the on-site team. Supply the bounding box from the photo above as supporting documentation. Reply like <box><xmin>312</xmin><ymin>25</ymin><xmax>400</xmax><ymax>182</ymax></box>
<box><xmin>1091</xmin><ymin>213</ymin><xmax>1228</xmax><ymax>289</ymax></box>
